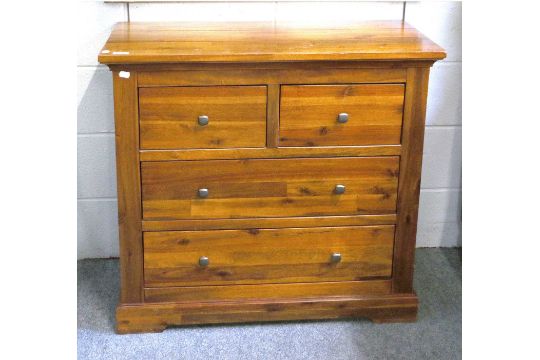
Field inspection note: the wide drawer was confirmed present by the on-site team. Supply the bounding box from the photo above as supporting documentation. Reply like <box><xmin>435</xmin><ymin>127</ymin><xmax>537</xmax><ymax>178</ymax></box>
<box><xmin>139</xmin><ymin>86</ymin><xmax>267</xmax><ymax>149</ymax></box>
<box><xmin>143</xmin><ymin>225</ymin><xmax>395</xmax><ymax>287</ymax></box>
<box><xmin>279</xmin><ymin>84</ymin><xmax>405</xmax><ymax>146</ymax></box>
<box><xmin>141</xmin><ymin>157</ymin><xmax>399</xmax><ymax>220</ymax></box>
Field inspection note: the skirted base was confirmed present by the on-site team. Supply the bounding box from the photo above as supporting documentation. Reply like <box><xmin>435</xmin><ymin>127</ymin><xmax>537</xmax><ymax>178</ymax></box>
<box><xmin>116</xmin><ymin>293</ymin><xmax>418</xmax><ymax>334</ymax></box>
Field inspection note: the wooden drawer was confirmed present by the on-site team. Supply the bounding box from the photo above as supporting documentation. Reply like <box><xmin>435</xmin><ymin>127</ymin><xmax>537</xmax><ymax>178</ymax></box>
<box><xmin>279</xmin><ymin>84</ymin><xmax>405</xmax><ymax>146</ymax></box>
<box><xmin>141</xmin><ymin>156</ymin><xmax>399</xmax><ymax>220</ymax></box>
<box><xmin>143</xmin><ymin>225</ymin><xmax>395</xmax><ymax>287</ymax></box>
<box><xmin>139</xmin><ymin>86</ymin><xmax>267</xmax><ymax>149</ymax></box>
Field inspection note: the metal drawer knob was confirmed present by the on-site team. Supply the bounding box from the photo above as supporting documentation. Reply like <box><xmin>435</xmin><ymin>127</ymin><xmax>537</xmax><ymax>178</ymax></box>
<box><xmin>330</xmin><ymin>253</ymin><xmax>342</xmax><ymax>263</ymax></box>
<box><xmin>198</xmin><ymin>188</ymin><xmax>209</xmax><ymax>198</ymax></box>
<box><xmin>334</xmin><ymin>184</ymin><xmax>346</xmax><ymax>194</ymax></box>
<box><xmin>198</xmin><ymin>115</ymin><xmax>209</xmax><ymax>126</ymax></box>
<box><xmin>337</xmin><ymin>113</ymin><xmax>349</xmax><ymax>123</ymax></box>
<box><xmin>199</xmin><ymin>256</ymin><xmax>209</xmax><ymax>267</ymax></box>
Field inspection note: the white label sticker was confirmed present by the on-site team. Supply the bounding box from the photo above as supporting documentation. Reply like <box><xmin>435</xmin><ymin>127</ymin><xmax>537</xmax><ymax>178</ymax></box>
<box><xmin>119</xmin><ymin>71</ymin><xmax>130</xmax><ymax>79</ymax></box>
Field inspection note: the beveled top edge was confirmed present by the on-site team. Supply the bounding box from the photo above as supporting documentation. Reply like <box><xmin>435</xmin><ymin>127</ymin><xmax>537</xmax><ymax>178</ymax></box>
<box><xmin>98</xmin><ymin>21</ymin><xmax>446</xmax><ymax>64</ymax></box>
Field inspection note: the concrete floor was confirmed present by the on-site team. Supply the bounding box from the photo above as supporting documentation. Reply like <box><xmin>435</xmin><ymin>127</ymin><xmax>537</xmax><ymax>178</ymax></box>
<box><xmin>78</xmin><ymin>248</ymin><xmax>461</xmax><ymax>360</ymax></box>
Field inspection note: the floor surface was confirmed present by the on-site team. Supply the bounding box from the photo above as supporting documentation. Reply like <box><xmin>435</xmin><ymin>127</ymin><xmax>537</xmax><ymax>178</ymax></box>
<box><xmin>78</xmin><ymin>248</ymin><xmax>461</xmax><ymax>360</ymax></box>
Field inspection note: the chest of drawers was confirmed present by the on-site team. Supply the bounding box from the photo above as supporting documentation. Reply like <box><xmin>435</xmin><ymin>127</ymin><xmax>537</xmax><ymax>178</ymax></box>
<box><xmin>99</xmin><ymin>21</ymin><xmax>445</xmax><ymax>334</ymax></box>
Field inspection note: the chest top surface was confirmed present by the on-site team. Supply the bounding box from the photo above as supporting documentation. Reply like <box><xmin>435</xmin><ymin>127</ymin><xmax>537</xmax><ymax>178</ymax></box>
<box><xmin>98</xmin><ymin>20</ymin><xmax>446</xmax><ymax>64</ymax></box>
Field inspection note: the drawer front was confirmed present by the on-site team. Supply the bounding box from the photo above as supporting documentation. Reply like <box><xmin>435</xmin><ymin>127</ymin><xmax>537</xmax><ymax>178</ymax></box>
<box><xmin>139</xmin><ymin>86</ymin><xmax>267</xmax><ymax>149</ymax></box>
<box><xmin>279</xmin><ymin>84</ymin><xmax>404</xmax><ymax>146</ymax></box>
<box><xmin>144</xmin><ymin>225</ymin><xmax>395</xmax><ymax>287</ymax></box>
<box><xmin>141</xmin><ymin>157</ymin><xmax>399</xmax><ymax>220</ymax></box>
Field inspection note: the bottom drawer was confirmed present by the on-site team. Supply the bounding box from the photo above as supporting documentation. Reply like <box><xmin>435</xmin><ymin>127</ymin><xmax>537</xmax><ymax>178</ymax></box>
<box><xmin>143</xmin><ymin>225</ymin><xmax>395</xmax><ymax>288</ymax></box>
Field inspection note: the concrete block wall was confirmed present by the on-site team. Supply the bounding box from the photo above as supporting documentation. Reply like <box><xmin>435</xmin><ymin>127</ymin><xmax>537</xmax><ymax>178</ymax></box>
<box><xmin>77</xmin><ymin>1</ymin><xmax>462</xmax><ymax>259</ymax></box>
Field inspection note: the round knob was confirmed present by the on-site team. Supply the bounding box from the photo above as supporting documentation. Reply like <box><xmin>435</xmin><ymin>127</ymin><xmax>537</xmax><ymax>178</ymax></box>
<box><xmin>337</xmin><ymin>113</ymin><xmax>349</xmax><ymax>123</ymax></box>
<box><xmin>199</xmin><ymin>256</ymin><xmax>209</xmax><ymax>267</ymax></box>
<box><xmin>198</xmin><ymin>115</ymin><xmax>209</xmax><ymax>126</ymax></box>
<box><xmin>198</xmin><ymin>188</ymin><xmax>209</xmax><ymax>198</ymax></box>
<box><xmin>334</xmin><ymin>184</ymin><xmax>346</xmax><ymax>194</ymax></box>
<box><xmin>330</xmin><ymin>253</ymin><xmax>342</xmax><ymax>263</ymax></box>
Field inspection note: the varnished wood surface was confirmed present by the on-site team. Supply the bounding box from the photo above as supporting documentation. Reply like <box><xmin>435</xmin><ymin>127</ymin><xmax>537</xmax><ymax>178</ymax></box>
<box><xmin>116</xmin><ymin>293</ymin><xmax>418</xmax><ymax>333</ymax></box>
<box><xmin>280</xmin><ymin>84</ymin><xmax>404</xmax><ymax>146</ymax></box>
<box><xmin>139</xmin><ymin>86</ymin><xmax>267</xmax><ymax>149</ymax></box>
<box><xmin>141</xmin><ymin>157</ymin><xmax>399</xmax><ymax>220</ymax></box>
<box><xmin>137</xmin><ymin>66</ymin><xmax>407</xmax><ymax>87</ymax></box>
<box><xmin>102</xmin><ymin>21</ymin><xmax>444</xmax><ymax>333</ymax></box>
<box><xmin>392</xmin><ymin>67</ymin><xmax>430</xmax><ymax>293</ymax></box>
<box><xmin>141</xmin><ymin>214</ymin><xmax>396</xmax><ymax>231</ymax></box>
<box><xmin>98</xmin><ymin>21</ymin><xmax>445</xmax><ymax>64</ymax></box>
<box><xmin>144</xmin><ymin>280</ymin><xmax>392</xmax><ymax>303</ymax></box>
<box><xmin>139</xmin><ymin>145</ymin><xmax>401</xmax><ymax>161</ymax></box>
<box><xmin>266</xmin><ymin>84</ymin><xmax>280</xmax><ymax>148</ymax></box>
<box><xmin>114</xmin><ymin>61</ymin><xmax>433</xmax><ymax>74</ymax></box>
<box><xmin>144</xmin><ymin>226</ymin><xmax>395</xmax><ymax>287</ymax></box>
<box><xmin>112</xmin><ymin>71</ymin><xmax>144</xmax><ymax>304</ymax></box>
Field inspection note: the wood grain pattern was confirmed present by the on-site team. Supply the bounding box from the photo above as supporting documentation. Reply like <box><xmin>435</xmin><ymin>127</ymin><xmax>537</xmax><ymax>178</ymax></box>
<box><xmin>266</xmin><ymin>84</ymin><xmax>280</xmax><ymax>147</ymax></box>
<box><xmin>113</xmin><ymin>61</ymin><xmax>434</xmax><ymax>74</ymax></box>
<box><xmin>141</xmin><ymin>157</ymin><xmax>399</xmax><ymax>220</ymax></box>
<box><xmin>144</xmin><ymin>280</ymin><xmax>392</xmax><ymax>303</ymax></box>
<box><xmin>116</xmin><ymin>293</ymin><xmax>418</xmax><ymax>333</ymax></box>
<box><xmin>280</xmin><ymin>84</ymin><xmax>405</xmax><ymax>146</ymax></box>
<box><xmin>139</xmin><ymin>145</ymin><xmax>401</xmax><ymax>161</ymax></box>
<box><xmin>139</xmin><ymin>86</ymin><xmax>267</xmax><ymax>149</ymax></box>
<box><xmin>112</xmin><ymin>71</ymin><xmax>143</xmax><ymax>304</ymax></box>
<box><xmin>141</xmin><ymin>214</ymin><xmax>397</xmax><ymax>231</ymax></box>
<box><xmin>392</xmin><ymin>67</ymin><xmax>431</xmax><ymax>293</ymax></box>
<box><xmin>144</xmin><ymin>226</ymin><xmax>395</xmax><ymax>287</ymax></box>
<box><xmin>100</xmin><ymin>21</ymin><xmax>444</xmax><ymax>333</ymax></box>
<box><xmin>98</xmin><ymin>21</ymin><xmax>446</xmax><ymax>64</ymax></box>
<box><xmin>138</xmin><ymin>67</ymin><xmax>407</xmax><ymax>87</ymax></box>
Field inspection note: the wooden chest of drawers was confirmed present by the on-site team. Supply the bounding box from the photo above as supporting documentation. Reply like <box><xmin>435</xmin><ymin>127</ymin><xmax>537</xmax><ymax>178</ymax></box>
<box><xmin>99</xmin><ymin>21</ymin><xmax>445</xmax><ymax>333</ymax></box>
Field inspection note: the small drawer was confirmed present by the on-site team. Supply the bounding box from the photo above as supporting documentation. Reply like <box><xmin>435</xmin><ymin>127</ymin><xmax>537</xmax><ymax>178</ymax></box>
<box><xmin>141</xmin><ymin>156</ymin><xmax>399</xmax><ymax>220</ymax></box>
<box><xmin>143</xmin><ymin>225</ymin><xmax>395</xmax><ymax>287</ymax></box>
<box><xmin>139</xmin><ymin>86</ymin><xmax>267</xmax><ymax>149</ymax></box>
<box><xmin>279</xmin><ymin>84</ymin><xmax>405</xmax><ymax>147</ymax></box>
